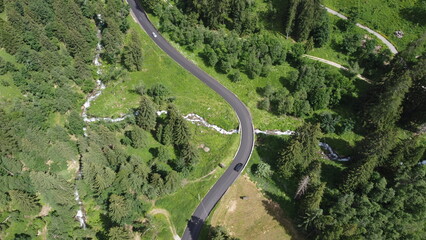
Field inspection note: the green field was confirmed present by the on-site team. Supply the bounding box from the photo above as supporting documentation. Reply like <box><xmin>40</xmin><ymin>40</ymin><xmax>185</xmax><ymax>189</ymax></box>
<box><xmin>324</xmin><ymin>0</ymin><xmax>426</xmax><ymax>51</ymax></box>
<box><xmin>88</xmin><ymin>16</ymin><xmax>238</xmax><ymax>130</ymax></box>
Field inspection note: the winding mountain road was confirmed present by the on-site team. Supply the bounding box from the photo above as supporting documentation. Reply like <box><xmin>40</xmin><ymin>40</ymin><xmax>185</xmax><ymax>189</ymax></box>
<box><xmin>127</xmin><ymin>1</ymin><xmax>255</xmax><ymax>239</ymax></box>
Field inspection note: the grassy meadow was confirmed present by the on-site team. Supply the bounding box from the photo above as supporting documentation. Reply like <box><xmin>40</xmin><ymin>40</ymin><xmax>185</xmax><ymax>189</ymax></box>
<box><xmin>88</xmin><ymin>16</ymin><xmax>238</xmax><ymax>130</ymax></box>
<box><xmin>324</xmin><ymin>0</ymin><xmax>426</xmax><ymax>51</ymax></box>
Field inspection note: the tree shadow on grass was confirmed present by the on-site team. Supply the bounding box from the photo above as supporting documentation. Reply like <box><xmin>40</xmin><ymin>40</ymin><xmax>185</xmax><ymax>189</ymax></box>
<box><xmin>261</xmin><ymin>197</ymin><xmax>304</xmax><ymax>240</ymax></box>
<box><xmin>279</xmin><ymin>76</ymin><xmax>296</xmax><ymax>92</ymax></box>
<box><xmin>255</xmin><ymin>134</ymin><xmax>288</xmax><ymax>165</ymax></box>
<box><xmin>261</xmin><ymin>0</ymin><xmax>291</xmax><ymax>33</ymax></box>
<box><xmin>96</xmin><ymin>213</ymin><xmax>115</xmax><ymax>239</ymax></box>
<box><xmin>400</xmin><ymin>7</ymin><xmax>426</xmax><ymax>26</ymax></box>
<box><xmin>322</xmin><ymin>137</ymin><xmax>353</xmax><ymax>157</ymax></box>
<box><xmin>321</xmin><ymin>162</ymin><xmax>346</xmax><ymax>188</ymax></box>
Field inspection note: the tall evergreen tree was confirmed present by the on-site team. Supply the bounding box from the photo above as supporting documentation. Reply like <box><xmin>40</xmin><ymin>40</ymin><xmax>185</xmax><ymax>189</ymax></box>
<box><xmin>173</xmin><ymin>116</ymin><xmax>191</xmax><ymax>146</ymax></box>
<box><xmin>136</xmin><ymin>96</ymin><xmax>157</xmax><ymax>131</ymax></box>
<box><xmin>108</xmin><ymin>227</ymin><xmax>131</xmax><ymax>240</ymax></box>
<box><xmin>284</xmin><ymin>0</ymin><xmax>301</xmax><ymax>38</ymax></box>
<box><xmin>164</xmin><ymin>170</ymin><xmax>180</xmax><ymax>193</ymax></box>
<box><xmin>278</xmin><ymin>123</ymin><xmax>321</xmax><ymax>178</ymax></box>
<box><xmin>122</xmin><ymin>31</ymin><xmax>143</xmax><ymax>71</ymax></box>
<box><xmin>8</xmin><ymin>190</ymin><xmax>40</xmax><ymax>215</ymax></box>
<box><xmin>67</xmin><ymin>111</ymin><xmax>84</xmax><ymax>136</ymax></box>
<box><xmin>298</xmin><ymin>182</ymin><xmax>326</xmax><ymax>215</ymax></box>
<box><xmin>341</xmin><ymin>128</ymin><xmax>396</xmax><ymax>192</ymax></box>
<box><xmin>285</xmin><ymin>0</ymin><xmax>326</xmax><ymax>41</ymax></box>
<box><xmin>363</xmin><ymin>54</ymin><xmax>415</xmax><ymax>131</ymax></box>
<box><xmin>126</xmin><ymin>126</ymin><xmax>149</xmax><ymax>149</ymax></box>
<box><xmin>295</xmin><ymin>0</ymin><xmax>317</xmax><ymax>41</ymax></box>
<box><xmin>0</xmin><ymin>109</ymin><xmax>18</xmax><ymax>156</ymax></box>
<box><xmin>109</xmin><ymin>194</ymin><xmax>130</xmax><ymax>224</ymax></box>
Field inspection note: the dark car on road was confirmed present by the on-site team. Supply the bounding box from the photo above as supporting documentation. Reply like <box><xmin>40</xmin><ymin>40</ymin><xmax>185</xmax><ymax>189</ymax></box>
<box><xmin>234</xmin><ymin>163</ymin><xmax>243</xmax><ymax>172</ymax></box>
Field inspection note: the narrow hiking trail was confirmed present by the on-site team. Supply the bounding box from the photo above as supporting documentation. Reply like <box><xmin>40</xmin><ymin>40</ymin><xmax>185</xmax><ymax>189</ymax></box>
<box><xmin>304</xmin><ymin>55</ymin><xmax>370</xmax><ymax>82</ymax></box>
<box><xmin>323</xmin><ymin>6</ymin><xmax>398</xmax><ymax>54</ymax></box>
<box><xmin>183</xmin><ymin>168</ymin><xmax>218</xmax><ymax>186</ymax></box>
<box><xmin>149</xmin><ymin>208</ymin><xmax>181</xmax><ymax>240</ymax></box>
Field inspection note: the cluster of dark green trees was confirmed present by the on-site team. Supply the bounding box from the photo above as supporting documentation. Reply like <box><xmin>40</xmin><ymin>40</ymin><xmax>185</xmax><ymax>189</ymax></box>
<box><xmin>339</xmin><ymin>33</ymin><xmax>392</xmax><ymax>78</ymax></box>
<box><xmin>134</xmin><ymin>85</ymin><xmax>199</xmax><ymax>173</ymax></box>
<box><xmin>284</xmin><ymin>0</ymin><xmax>330</xmax><ymax>47</ymax></box>
<box><xmin>143</xmin><ymin>0</ymin><xmax>287</xmax><ymax>79</ymax></box>
<box><xmin>0</xmin><ymin>0</ymin><xmax>183</xmax><ymax>238</ymax></box>
<box><xmin>0</xmin><ymin>0</ymin><xmax>99</xmax><ymax>237</ymax></box>
<box><xmin>315</xmin><ymin>112</ymin><xmax>354</xmax><ymax>134</ymax></box>
<box><xmin>258</xmin><ymin>63</ymin><xmax>355</xmax><ymax>117</ymax></box>
<box><xmin>177</xmin><ymin>0</ymin><xmax>259</xmax><ymax>34</ymax></box>
<box><xmin>272</xmin><ymin>44</ymin><xmax>426</xmax><ymax>239</ymax></box>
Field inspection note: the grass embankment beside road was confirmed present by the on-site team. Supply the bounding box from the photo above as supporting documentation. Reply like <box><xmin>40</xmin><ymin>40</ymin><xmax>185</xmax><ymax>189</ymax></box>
<box><xmin>156</xmin><ymin>127</ymin><xmax>239</xmax><ymax>235</ymax></box>
<box><xmin>147</xmin><ymin>14</ymin><xmax>302</xmax><ymax>132</ymax></box>
<box><xmin>323</xmin><ymin>0</ymin><xmax>426</xmax><ymax>51</ymax></box>
<box><xmin>88</xmin><ymin>16</ymin><xmax>238</xmax><ymax>130</ymax></box>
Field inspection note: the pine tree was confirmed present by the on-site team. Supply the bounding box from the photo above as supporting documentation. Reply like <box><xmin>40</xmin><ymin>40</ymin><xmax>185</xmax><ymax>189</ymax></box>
<box><xmin>94</xmin><ymin>165</ymin><xmax>116</xmax><ymax>191</ymax></box>
<box><xmin>173</xmin><ymin>116</ymin><xmax>191</xmax><ymax>146</ymax></box>
<box><xmin>9</xmin><ymin>190</ymin><xmax>40</xmax><ymax>215</ymax></box>
<box><xmin>341</xmin><ymin>129</ymin><xmax>396</xmax><ymax>192</ymax></box>
<box><xmin>164</xmin><ymin>170</ymin><xmax>180</xmax><ymax>193</ymax></box>
<box><xmin>149</xmin><ymin>173</ymin><xmax>164</xmax><ymax>197</ymax></box>
<box><xmin>0</xmin><ymin>109</ymin><xmax>18</xmax><ymax>156</ymax></box>
<box><xmin>278</xmin><ymin>123</ymin><xmax>321</xmax><ymax>178</ymax></box>
<box><xmin>136</xmin><ymin>96</ymin><xmax>157</xmax><ymax>131</ymax></box>
<box><xmin>108</xmin><ymin>227</ymin><xmax>130</xmax><ymax>240</ymax></box>
<box><xmin>109</xmin><ymin>194</ymin><xmax>130</xmax><ymax>224</ymax></box>
<box><xmin>296</xmin><ymin>0</ymin><xmax>316</xmax><ymax>40</ymax></box>
<box><xmin>401</xmin><ymin>57</ymin><xmax>426</xmax><ymax>125</ymax></box>
<box><xmin>298</xmin><ymin>182</ymin><xmax>326</xmax><ymax>215</ymax></box>
<box><xmin>155</xmin><ymin>124</ymin><xmax>164</xmax><ymax>143</ymax></box>
<box><xmin>126</xmin><ymin>126</ymin><xmax>148</xmax><ymax>149</ymax></box>
<box><xmin>387</xmin><ymin>137</ymin><xmax>425</xmax><ymax>169</ymax></box>
<box><xmin>162</xmin><ymin>123</ymin><xmax>173</xmax><ymax>145</ymax></box>
<box><xmin>285</xmin><ymin>0</ymin><xmax>301</xmax><ymax>38</ymax></box>
<box><xmin>67</xmin><ymin>111</ymin><xmax>84</xmax><ymax>136</ymax></box>
<box><xmin>122</xmin><ymin>31</ymin><xmax>143</xmax><ymax>71</ymax></box>
<box><xmin>179</xmin><ymin>143</ymin><xmax>199</xmax><ymax>167</ymax></box>
<box><xmin>363</xmin><ymin>56</ymin><xmax>413</xmax><ymax>131</ymax></box>
<box><xmin>279</xmin><ymin>140</ymin><xmax>303</xmax><ymax>178</ymax></box>
<box><xmin>29</xmin><ymin>172</ymin><xmax>74</xmax><ymax>208</ymax></box>
<box><xmin>285</xmin><ymin>0</ymin><xmax>327</xmax><ymax>42</ymax></box>
<box><xmin>157</xmin><ymin>145</ymin><xmax>171</xmax><ymax>163</ymax></box>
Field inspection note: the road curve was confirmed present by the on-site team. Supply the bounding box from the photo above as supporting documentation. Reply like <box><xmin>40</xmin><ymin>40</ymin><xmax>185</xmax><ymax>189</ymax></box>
<box><xmin>126</xmin><ymin>1</ymin><xmax>255</xmax><ymax>239</ymax></box>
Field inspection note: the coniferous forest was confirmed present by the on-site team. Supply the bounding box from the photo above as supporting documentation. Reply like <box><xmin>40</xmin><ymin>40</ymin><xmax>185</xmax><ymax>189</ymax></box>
<box><xmin>0</xmin><ymin>0</ymin><xmax>199</xmax><ymax>238</ymax></box>
<box><xmin>1</xmin><ymin>0</ymin><xmax>425</xmax><ymax>239</ymax></box>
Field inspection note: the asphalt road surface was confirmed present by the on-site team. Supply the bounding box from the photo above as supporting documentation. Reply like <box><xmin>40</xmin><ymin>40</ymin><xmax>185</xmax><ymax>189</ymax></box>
<box><xmin>127</xmin><ymin>1</ymin><xmax>255</xmax><ymax>239</ymax></box>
